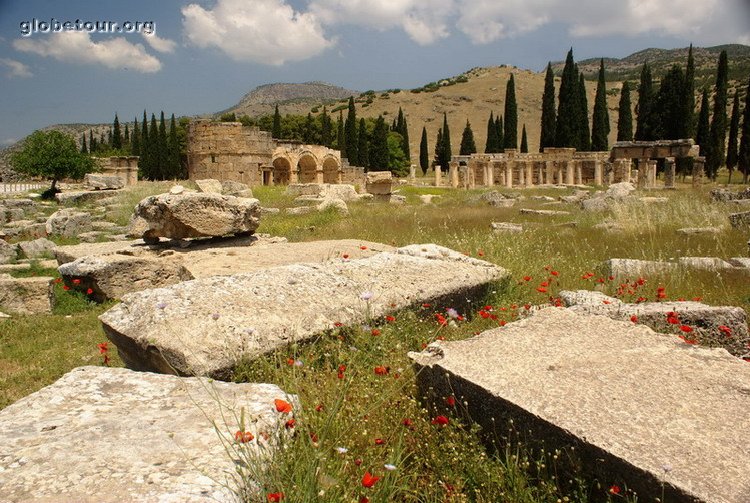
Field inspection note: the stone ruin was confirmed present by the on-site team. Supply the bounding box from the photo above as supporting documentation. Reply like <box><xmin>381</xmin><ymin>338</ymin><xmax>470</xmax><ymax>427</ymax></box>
<box><xmin>441</xmin><ymin>139</ymin><xmax>702</xmax><ymax>190</ymax></box>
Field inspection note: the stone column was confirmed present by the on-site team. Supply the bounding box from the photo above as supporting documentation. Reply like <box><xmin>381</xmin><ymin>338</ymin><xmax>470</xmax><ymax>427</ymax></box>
<box><xmin>289</xmin><ymin>168</ymin><xmax>299</xmax><ymax>184</ymax></box>
<box><xmin>664</xmin><ymin>157</ymin><xmax>676</xmax><ymax>189</ymax></box>
<box><xmin>449</xmin><ymin>162</ymin><xmax>459</xmax><ymax>188</ymax></box>
<box><xmin>525</xmin><ymin>161</ymin><xmax>534</xmax><ymax>187</ymax></box>
<box><xmin>315</xmin><ymin>170</ymin><xmax>324</xmax><ymax>184</ymax></box>
<box><xmin>487</xmin><ymin>162</ymin><xmax>495</xmax><ymax>186</ymax></box>
<box><xmin>565</xmin><ymin>161</ymin><xmax>575</xmax><ymax>186</ymax></box>
<box><xmin>498</xmin><ymin>169</ymin><xmax>505</xmax><ymax>187</ymax></box>
<box><xmin>469</xmin><ymin>167</ymin><xmax>476</xmax><ymax>189</ymax></box>
<box><xmin>575</xmin><ymin>161</ymin><xmax>583</xmax><ymax>185</ymax></box>
<box><xmin>647</xmin><ymin>160</ymin><xmax>657</xmax><ymax>188</ymax></box>
<box><xmin>537</xmin><ymin>164</ymin><xmax>544</xmax><ymax>186</ymax></box>
<box><xmin>409</xmin><ymin>164</ymin><xmax>416</xmax><ymax>181</ymax></box>
<box><xmin>505</xmin><ymin>161</ymin><xmax>514</xmax><ymax>188</ymax></box>
<box><xmin>635</xmin><ymin>166</ymin><xmax>645</xmax><ymax>188</ymax></box>
<box><xmin>692</xmin><ymin>156</ymin><xmax>705</xmax><ymax>187</ymax></box>
<box><xmin>518</xmin><ymin>163</ymin><xmax>525</xmax><ymax>186</ymax></box>
<box><xmin>435</xmin><ymin>165</ymin><xmax>442</xmax><ymax>187</ymax></box>
<box><xmin>557</xmin><ymin>163</ymin><xmax>565</xmax><ymax>185</ymax></box>
<box><xmin>594</xmin><ymin>160</ymin><xmax>603</xmax><ymax>186</ymax></box>
<box><xmin>545</xmin><ymin>161</ymin><xmax>555</xmax><ymax>184</ymax></box>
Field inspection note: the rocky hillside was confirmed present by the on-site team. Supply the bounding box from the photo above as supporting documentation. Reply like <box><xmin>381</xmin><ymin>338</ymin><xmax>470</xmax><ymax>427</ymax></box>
<box><xmin>219</xmin><ymin>81</ymin><xmax>356</xmax><ymax>118</ymax></box>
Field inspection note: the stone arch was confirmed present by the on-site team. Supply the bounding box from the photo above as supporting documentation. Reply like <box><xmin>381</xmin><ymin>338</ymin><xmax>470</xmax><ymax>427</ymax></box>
<box><xmin>322</xmin><ymin>155</ymin><xmax>341</xmax><ymax>183</ymax></box>
<box><xmin>272</xmin><ymin>156</ymin><xmax>292</xmax><ymax>185</ymax></box>
<box><xmin>297</xmin><ymin>152</ymin><xmax>318</xmax><ymax>183</ymax></box>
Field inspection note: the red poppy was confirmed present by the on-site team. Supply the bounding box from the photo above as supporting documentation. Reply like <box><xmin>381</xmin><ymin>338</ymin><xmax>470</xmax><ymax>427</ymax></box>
<box><xmin>337</xmin><ymin>371</ymin><xmax>344</xmax><ymax>379</ymax></box>
<box><xmin>103</xmin><ymin>354</ymin><xmax>110</xmax><ymax>365</ymax></box>
<box><xmin>342</xmin><ymin>254</ymin><xmax>349</xmax><ymax>259</ymax></box>
<box><xmin>431</xmin><ymin>415</ymin><xmax>449</xmax><ymax>426</ymax></box>
<box><xmin>267</xmin><ymin>492</ymin><xmax>284</xmax><ymax>502</ymax></box>
<box><xmin>609</xmin><ymin>485</ymin><xmax>621</xmax><ymax>495</ymax></box>
<box><xmin>719</xmin><ymin>325</ymin><xmax>732</xmax><ymax>337</ymax></box>
<box><xmin>692</xmin><ymin>296</ymin><xmax>702</xmax><ymax>301</ymax></box>
<box><xmin>86</xmin><ymin>288</ymin><xmax>94</xmax><ymax>295</ymax></box>
<box><xmin>274</xmin><ymin>399</ymin><xmax>293</xmax><ymax>414</ymax></box>
<box><xmin>536</xmin><ymin>287</ymin><xmax>547</xmax><ymax>293</ymax></box>
<box><xmin>435</xmin><ymin>313</ymin><xmax>447</xmax><ymax>326</ymax></box>
<box><xmin>630</xmin><ymin>315</ymin><xmax>638</xmax><ymax>323</ymax></box>
<box><xmin>374</xmin><ymin>365</ymin><xmax>389</xmax><ymax>376</ymax></box>
<box><xmin>333</xmin><ymin>321</ymin><xmax>343</xmax><ymax>327</ymax></box>
<box><xmin>666</xmin><ymin>312</ymin><xmax>680</xmax><ymax>324</ymax></box>
<box><xmin>286</xmin><ymin>358</ymin><xmax>295</xmax><ymax>366</ymax></box>
<box><xmin>362</xmin><ymin>472</ymin><xmax>380</xmax><ymax>488</ymax></box>
<box><xmin>498</xmin><ymin>320</ymin><xmax>506</xmax><ymax>327</ymax></box>
<box><xmin>359</xmin><ymin>498</ymin><xmax>369</xmax><ymax>503</ymax></box>
<box><xmin>550</xmin><ymin>270</ymin><xmax>559</xmax><ymax>276</ymax></box>
<box><xmin>477</xmin><ymin>249</ymin><xmax>485</xmax><ymax>257</ymax></box>
<box><xmin>385</xmin><ymin>315</ymin><xmax>396</xmax><ymax>323</ymax></box>
<box><xmin>523</xmin><ymin>275</ymin><xmax>532</xmax><ymax>281</ymax></box>
<box><xmin>679</xmin><ymin>325</ymin><xmax>693</xmax><ymax>333</ymax></box>
<box><xmin>354</xmin><ymin>458</ymin><xmax>363</xmax><ymax>466</ymax></box>
<box><xmin>72</xmin><ymin>279</ymin><xmax>81</xmax><ymax>285</ymax></box>
<box><xmin>284</xmin><ymin>419</ymin><xmax>296</xmax><ymax>429</ymax></box>
<box><xmin>234</xmin><ymin>430</ymin><xmax>254</xmax><ymax>443</ymax></box>
<box><xmin>371</xmin><ymin>328</ymin><xmax>381</xmax><ymax>336</ymax></box>
<box><xmin>422</xmin><ymin>303</ymin><xmax>431</xmax><ymax>308</ymax></box>
<box><xmin>401</xmin><ymin>418</ymin><xmax>413</xmax><ymax>427</ymax></box>
<box><xmin>360</xmin><ymin>245</ymin><xmax>368</xmax><ymax>250</ymax></box>
<box><xmin>315</xmin><ymin>404</ymin><xmax>324</xmax><ymax>412</ymax></box>
<box><xmin>374</xmin><ymin>438</ymin><xmax>385</xmax><ymax>445</ymax></box>
<box><xmin>63</xmin><ymin>285</ymin><xmax>70</xmax><ymax>291</ymax></box>
<box><xmin>445</xmin><ymin>396</ymin><xmax>456</xmax><ymax>407</ymax></box>
<box><xmin>524</xmin><ymin>303</ymin><xmax>531</xmax><ymax>310</ymax></box>
<box><xmin>309</xmin><ymin>432</ymin><xmax>319</xmax><ymax>443</ymax></box>
<box><xmin>97</xmin><ymin>342</ymin><xmax>108</xmax><ymax>354</ymax></box>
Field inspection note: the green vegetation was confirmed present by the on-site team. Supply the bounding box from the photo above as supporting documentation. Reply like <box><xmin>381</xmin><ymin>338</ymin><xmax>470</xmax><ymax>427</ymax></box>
<box><xmin>707</xmin><ymin>50</ymin><xmax>730</xmax><ymax>180</ymax></box>
<box><xmin>503</xmin><ymin>74</ymin><xmax>518</xmax><ymax>150</ymax></box>
<box><xmin>616</xmin><ymin>81</ymin><xmax>633</xmax><ymax>141</ymax></box>
<box><xmin>591</xmin><ymin>59</ymin><xmax>610</xmax><ymax>151</ymax></box>
<box><xmin>539</xmin><ymin>63</ymin><xmax>556</xmax><ymax>152</ymax></box>
<box><xmin>459</xmin><ymin>119</ymin><xmax>477</xmax><ymax>155</ymax></box>
<box><xmin>419</xmin><ymin>127</ymin><xmax>429</xmax><ymax>175</ymax></box>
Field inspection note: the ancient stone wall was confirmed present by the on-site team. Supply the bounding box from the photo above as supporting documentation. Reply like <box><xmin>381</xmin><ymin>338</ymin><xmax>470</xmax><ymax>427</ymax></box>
<box><xmin>93</xmin><ymin>156</ymin><xmax>139</xmax><ymax>186</ymax></box>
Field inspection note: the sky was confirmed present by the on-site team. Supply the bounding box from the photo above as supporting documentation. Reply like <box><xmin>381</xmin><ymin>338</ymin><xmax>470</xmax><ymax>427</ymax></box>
<box><xmin>0</xmin><ymin>0</ymin><xmax>749</xmax><ymax>147</ymax></box>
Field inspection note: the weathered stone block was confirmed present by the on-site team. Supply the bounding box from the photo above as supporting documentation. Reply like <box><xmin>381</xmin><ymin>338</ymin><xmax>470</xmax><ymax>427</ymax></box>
<box><xmin>729</xmin><ymin>211</ymin><xmax>750</xmax><ymax>228</ymax></box>
<box><xmin>599</xmin><ymin>258</ymin><xmax>677</xmax><ymax>278</ymax></box>
<box><xmin>84</xmin><ymin>173</ymin><xmax>125</xmax><ymax>190</ymax></box>
<box><xmin>17</xmin><ymin>237</ymin><xmax>56</xmax><ymax>259</ymax></box>
<box><xmin>677</xmin><ymin>256</ymin><xmax>734</xmax><ymax>270</ymax></box>
<box><xmin>490</xmin><ymin>222</ymin><xmax>523</xmax><ymax>233</ymax></box>
<box><xmin>410</xmin><ymin>307</ymin><xmax>750</xmax><ymax>503</ymax></box>
<box><xmin>0</xmin><ymin>275</ymin><xmax>54</xmax><ymax>314</ymax></box>
<box><xmin>45</xmin><ymin>208</ymin><xmax>93</xmax><ymax>237</ymax></box>
<box><xmin>195</xmin><ymin>178</ymin><xmax>223</xmax><ymax>194</ymax></box>
<box><xmin>0</xmin><ymin>239</ymin><xmax>17</xmax><ymax>264</ymax></box>
<box><xmin>519</xmin><ymin>208</ymin><xmax>570</xmax><ymax>216</ymax></box>
<box><xmin>0</xmin><ymin>366</ymin><xmax>296</xmax><ymax>502</ymax></box>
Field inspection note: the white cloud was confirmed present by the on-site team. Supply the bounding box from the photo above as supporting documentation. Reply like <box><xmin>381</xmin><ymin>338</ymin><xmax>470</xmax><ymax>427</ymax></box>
<box><xmin>0</xmin><ymin>58</ymin><xmax>32</xmax><ymax>78</ymax></box>
<box><xmin>142</xmin><ymin>32</ymin><xmax>177</xmax><ymax>53</ymax></box>
<box><xmin>13</xmin><ymin>32</ymin><xmax>161</xmax><ymax>73</ymax></box>
<box><xmin>182</xmin><ymin>0</ymin><xmax>334</xmax><ymax>65</ymax></box>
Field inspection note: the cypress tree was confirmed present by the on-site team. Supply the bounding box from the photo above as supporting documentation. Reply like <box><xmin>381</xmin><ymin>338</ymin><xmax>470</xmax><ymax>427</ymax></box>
<box><xmin>147</xmin><ymin>114</ymin><xmax>158</xmax><ymax>179</ymax></box>
<box><xmin>158</xmin><ymin>112</ymin><xmax>168</xmax><ymax>179</ymax></box>
<box><xmin>357</xmin><ymin>118</ymin><xmax>369</xmax><ymax>169</ymax></box>
<box><xmin>681</xmin><ymin>44</ymin><xmax>696</xmax><ymax>139</ymax></box>
<box><xmin>419</xmin><ymin>126</ymin><xmax>429</xmax><ymax>175</ymax></box>
<box><xmin>89</xmin><ymin>130</ymin><xmax>96</xmax><ymax>154</ymax></box>
<box><xmin>726</xmin><ymin>91</ymin><xmax>740</xmax><ymax>182</ymax></box>
<box><xmin>107</xmin><ymin>129</ymin><xmax>113</xmax><ymax>149</ymax></box>
<box><xmin>168</xmin><ymin>114</ymin><xmax>180</xmax><ymax>179</ymax></box>
<box><xmin>369</xmin><ymin>116</ymin><xmax>389</xmax><ymax>170</ymax></box>
<box><xmin>696</xmin><ymin>89</ymin><xmax>710</xmax><ymax>156</ymax></box>
<box><xmin>131</xmin><ymin>119</ymin><xmax>140</xmax><ymax>156</ymax></box>
<box><xmin>336</xmin><ymin>112</ymin><xmax>345</xmax><ymax>154</ymax></box>
<box><xmin>495</xmin><ymin>114</ymin><xmax>503</xmax><ymax>151</ymax></box>
<box><xmin>345</xmin><ymin>97</ymin><xmax>358</xmax><ymax>164</ymax></box>
<box><xmin>303</xmin><ymin>113</ymin><xmax>315</xmax><ymax>143</ymax></box>
<box><xmin>320</xmin><ymin>106</ymin><xmax>332</xmax><ymax>147</ymax></box>
<box><xmin>540</xmin><ymin>62</ymin><xmax>556</xmax><ymax>152</ymax></box>
<box><xmin>504</xmin><ymin>74</ymin><xmax>518</xmax><ymax>149</ymax></box>
<box><xmin>555</xmin><ymin>48</ymin><xmax>579</xmax><ymax>148</ymax></box>
<box><xmin>124</xmin><ymin>123</ymin><xmax>130</xmax><ymax>149</ymax></box>
<box><xmin>653</xmin><ymin>65</ymin><xmax>685</xmax><ymax>140</ymax></box>
<box><xmin>591</xmin><ymin>59</ymin><xmax>610</xmax><ymax>151</ymax></box>
<box><xmin>396</xmin><ymin>108</ymin><xmax>404</xmax><ymax>134</ymax></box>
<box><xmin>112</xmin><ymin>114</ymin><xmax>122</xmax><ymax>149</ymax></box>
<box><xmin>459</xmin><ymin>120</ymin><xmax>477</xmax><ymax>155</ymax></box>
<box><xmin>400</xmin><ymin>112</ymin><xmax>410</xmax><ymax>161</ymax></box>
<box><xmin>617</xmin><ymin>81</ymin><xmax>634</xmax><ymax>141</ymax></box>
<box><xmin>485</xmin><ymin>112</ymin><xmax>497</xmax><ymax>153</ymax></box>
<box><xmin>272</xmin><ymin>105</ymin><xmax>281</xmax><ymax>139</ymax></box>
<box><xmin>635</xmin><ymin>63</ymin><xmax>655</xmax><ymax>141</ymax></box>
<box><xmin>577</xmin><ymin>72</ymin><xmax>590</xmax><ymax>151</ymax></box>
<box><xmin>520</xmin><ymin>124</ymin><xmax>528</xmax><ymax>153</ymax></box>
<box><xmin>739</xmin><ymin>76</ymin><xmax>750</xmax><ymax>183</ymax></box>
<box><xmin>434</xmin><ymin>128</ymin><xmax>442</xmax><ymax>168</ymax></box>
<box><xmin>706</xmin><ymin>50</ymin><xmax>729</xmax><ymax>179</ymax></box>
<box><xmin>80</xmin><ymin>134</ymin><xmax>88</xmax><ymax>154</ymax></box>
<box><xmin>140</xmin><ymin>111</ymin><xmax>149</xmax><ymax>174</ymax></box>
<box><xmin>439</xmin><ymin>113</ymin><xmax>452</xmax><ymax>169</ymax></box>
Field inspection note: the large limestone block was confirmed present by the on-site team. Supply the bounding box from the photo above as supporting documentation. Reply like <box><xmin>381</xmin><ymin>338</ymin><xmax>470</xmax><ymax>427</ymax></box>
<box><xmin>18</xmin><ymin>237</ymin><xmax>56</xmax><ymax>259</ymax></box>
<box><xmin>134</xmin><ymin>192</ymin><xmax>261</xmax><ymax>241</ymax></box>
<box><xmin>0</xmin><ymin>366</ymin><xmax>296</xmax><ymax>503</ymax></box>
<box><xmin>0</xmin><ymin>239</ymin><xmax>17</xmax><ymax>264</ymax></box>
<box><xmin>194</xmin><ymin>178</ymin><xmax>223</xmax><ymax>194</ymax></box>
<box><xmin>55</xmin><ymin>190</ymin><xmax>114</xmax><ymax>205</ymax></box>
<box><xmin>100</xmin><ymin>244</ymin><xmax>508</xmax><ymax>378</ymax></box>
<box><xmin>221</xmin><ymin>180</ymin><xmax>253</xmax><ymax>198</ymax></box>
<box><xmin>84</xmin><ymin>173</ymin><xmax>125</xmax><ymax>190</ymax></box>
<box><xmin>606</xmin><ymin>181</ymin><xmax>635</xmax><ymax>200</ymax></box>
<box><xmin>365</xmin><ymin>171</ymin><xmax>393</xmax><ymax>195</ymax></box>
<box><xmin>410</xmin><ymin>308</ymin><xmax>750</xmax><ymax>503</ymax></box>
<box><xmin>45</xmin><ymin>208</ymin><xmax>93</xmax><ymax>237</ymax></box>
<box><xmin>560</xmin><ymin>290</ymin><xmax>749</xmax><ymax>357</ymax></box>
<box><xmin>286</xmin><ymin>183</ymin><xmax>357</xmax><ymax>201</ymax></box>
<box><xmin>0</xmin><ymin>276</ymin><xmax>54</xmax><ymax>314</ymax></box>
<box><xmin>59</xmin><ymin>255</ymin><xmax>194</xmax><ymax>302</ymax></box>
<box><xmin>600</xmin><ymin>258</ymin><xmax>678</xmax><ymax>278</ymax></box>
<box><xmin>729</xmin><ymin>210</ymin><xmax>750</xmax><ymax>228</ymax></box>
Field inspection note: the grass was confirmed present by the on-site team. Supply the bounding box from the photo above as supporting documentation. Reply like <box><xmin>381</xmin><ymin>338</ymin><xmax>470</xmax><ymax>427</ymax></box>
<box><xmin>1</xmin><ymin>180</ymin><xmax>749</xmax><ymax>502</ymax></box>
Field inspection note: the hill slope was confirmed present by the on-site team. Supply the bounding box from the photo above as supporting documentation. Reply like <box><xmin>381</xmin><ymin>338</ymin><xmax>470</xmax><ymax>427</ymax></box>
<box><xmin>220</xmin><ymin>81</ymin><xmax>357</xmax><ymax>118</ymax></box>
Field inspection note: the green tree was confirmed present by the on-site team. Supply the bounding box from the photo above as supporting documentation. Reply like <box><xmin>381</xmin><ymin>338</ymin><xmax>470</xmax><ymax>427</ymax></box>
<box><xmin>131</xmin><ymin>118</ymin><xmax>140</xmax><ymax>157</ymax></box>
<box><xmin>80</xmin><ymin>134</ymin><xmax>88</xmax><ymax>154</ymax></box>
<box><xmin>706</xmin><ymin>50</ymin><xmax>729</xmax><ymax>179</ymax></box>
<box><xmin>434</xmin><ymin>128</ymin><xmax>442</xmax><ymax>168</ymax></box>
<box><xmin>147</xmin><ymin>113</ymin><xmax>159</xmax><ymax>179</ymax></box>
<box><xmin>617</xmin><ymin>82</ymin><xmax>634</xmax><ymax>141</ymax></box>
<box><xmin>577</xmin><ymin>72</ymin><xmax>590</xmax><ymax>151</ymax></box>
<box><xmin>345</xmin><ymin>97</ymin><xmax>358</xmax><ymax>164</ymax></box>
<box><xmin>123</xmin><ymin>123</ymin><xmax>130</xmax><ymax>150</ymax></box>
<box><xmin>504</xmin><ymin>74</ymin><xmax>518</xmax><ymax>149</ymax></box>
<box><xmin>540</xmin><ymin>63</ymin><xmax>556</xmax><ymax>152</ymax></box>
<box><xmin>303</xmin><ymin>113</ymin><xmax>316</xmax><ymax>143</ymax></box>
<box><xmin>336</xmin><ymin>112</ymin><xmax>345</xmax><ymax>153</ymax></box>
<box><xmin>439</xmin><ymin>113</ymin><xmax>452</xmax><ymax>170</ymax></box>
<box><xmin>555</xmin><ymin>48</ymin><xmax>580</xmax><ymax>148</ymax></box>
<box><xmin>653</xmin><ymin>65</ymin><xmax>685</xmax><ymax>140</ymax></box>
<box><xmin>485</xmin><ymin>112</ymin><xmax>497</xmax><ymax>153</ymax></box>
<box><xmin>111</xmin><ymin>115</ymin><xmax>121</xmax><ymax>150</ymax></box>
<box><xmin>459</xmin><ymin>120</ymin><xmax>477</xmax><ymax>155</ymax></box>
<box><xmin>726</xmin><ymin>91</ymin><xmax>740</xmax><ymax>183</ymax></box>
<box><xmin>696</xmin><ymin>89</ymin><xmax>710</xmax><ymax>156</ymax></box>
<box><xmin>387</xmin><ymin>131</ymin><xmax>409</xmax><ymax>176</ymax></box>
<box><xmin>10</xmin><ymin>130</ymin><xmax>95</xmax><ymax>197</ymax></box>
<box><xmin>357</xmin><ymin>118</ymin><xmax>369</xmax><ymax>169</ymax></box>
<box><xmin>140</xmin><ymin>111</ymin><xmax>149</xmax><ymax>175</ymax></box>
<box><xmin>369</xmin><ymin>115</ymin><xmax>389</xmax><ymax>171</ymax></box>
<box><xmin>272</xmin><ymin>105</ymin><xmax>282</xmax><ymax>139</ymax></box>
<box><xmin>157</xmin><ymin>112</ymin><xmax>168</xmax><ymax>179</ymax></box>
<box><xmin>419</xmin><ymin>126</ymin><xmax>429</xmax><ymax>175</ymax></box>
<box><xmin>520</xmin><ymin>124</ymin><xmax>528</xmax><ymax>153</ymax></box>
<box><xmin>320</xmin><ymin>106</ymin><xmax>332</xmax><ymax>147</ymax></box>
<box><xmin>635</xmin><ymin>63</ymin><xmax>655</xmax><ymax>141</ymax></box>
<box><xmin>495</xmin><ymin>114</ymin><xmax>503</xmax><ymax>151</ymax></box>
<box><xmin>591</xmin><ymin>59</ymin><xmax>610</xmax><ymax>151</ymax></box>
<box><xmin>739</xmin><ymin>76</ymin><xmax>750</xmax><ymax>183</ymax></box>
<box><xmin>399</xmin><ymin>110</ymin><xmax>410</xmax><ymax>161</ymax></box>
<box><xmin>168</xmin><ymin>114</ymin><xmax>181</xmax><ymax>179</ymax></box>
<box><xmin>89</xmin><ymin>129</ymin><xmax>97</xmax><ymax>154</ymax></box>
<box><xmin>681</xmin><ymin>44</ymin><xmax>696</xmax><ymax>139</ymax></box>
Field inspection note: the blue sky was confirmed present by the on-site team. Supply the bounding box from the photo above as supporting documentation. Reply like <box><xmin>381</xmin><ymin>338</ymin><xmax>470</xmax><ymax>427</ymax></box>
<box><xmin>1</xmin><ymin>0</ymin><xmax>749</xmax><ymax>146</ymax></box>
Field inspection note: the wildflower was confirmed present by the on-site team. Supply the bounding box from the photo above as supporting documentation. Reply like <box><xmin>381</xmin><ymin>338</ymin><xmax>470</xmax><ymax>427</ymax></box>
<box><xmin>361</xmin><ymin>472</ymin><xmax>380</xmax><ymax>488</ymax></box>
<box><xmin>679</xmin><ymin>325</ymin><xmax>693</xmax><ymax>333</ymax></box>
<box><xmin>97</xmin><ymin>342</ymin><xmax>108</xmax><ymax>354</ymax></box>
<box><xmin>371</xmin><ymin>328</ymin><xmax>381</xmax><ymax>336</ymax></box>
<box><xmin>234</xmin><ymin>430</ymin><xmax>254</xmax><ymax>443</ymax></box>
<box><xmin>479</xmin><ymin>310</ymin><xmax>490</xmax><ymax>319</ymax></box>
<box><xmin>286</xmin><ymin>358</ymin><xmax>295</xmax><ymax>366</ymax></box>
<box><xmin>315</xmin><ymin>404</ymin><xmax>325</xmax><ymax>412</ymax></box>
<box><xmin>609</xmin><ymin>485</ymin><xmax>621</xmax><ymax>495</ymax></box>
<box><xmin>359</xmin><ymin>498</ymin><xmax>369</xmax><ymax>503</ymax></box>
<box><xmin>719</xmin><ymin>325</ymin><xmax>732</xmax><ymax>337</ymax></box>
<box><xmin>523</xmin><ymin>275</ymin><xmax>532</xmax><ymax>281</ymax></box>
<box><xmin>524</xmin><ymin>303</ymin><xmax>531</xmax><ymax>310</ymax></box>
<box><xmin>446</xmin><ymin>307</ymin><xmax>459</xmax><ymax>319</ymax></box>
<box><xmin>86</xmin><ymin>288</ymin><xmax>93</xmax><ymax>295</ymax></box>
<box><xmin>342</xmin><ymin>254</ymin><xmax>349</xmax><ymax>259</ymax></box>
<box><xmin>435</xmin><ymin>313</ymin><xmax>447</xmax><ymax>326</ymax></box>
<box><xmin>401</xmin><ymin>418</ymin><xmax>413</xmax><ymax>427</ymax></box>
<box><xmin>446</xmin><ymin>396</ymin><xmax>456</xmax><ymax>407</ymax></box>
<box><xmin>354</xmin><ymin>458</ymin><xmax>363</xmax><ymax>466</ymax></box>
<box><xmin>374</xmin><ymin>365</ymin><xmax>389</xmax><ymax>375</ymax></box>
<box><xmin>274</xmin><ymin>399</ymin><xmax>293</xmax><ymax>414</ymax></box>
<box><xmin>630</xmin><ymin>315</ymin><xmax>638</xmax><ymax>323</ymax></box>
<box><xmin>335</xmin><ymin>446</ymin><xmax>348</xmax><ymax>454</ymax></box>
<box><xmin>692</xmin><ymin>296</ymin><xmax>702</xmax><ymax>301</ymax></box>
<box><xmin>267</xmin><ymin>492</ymin><xmax>284</xmax><ymax>502</ymax></box>
<box><xmin>536</xmin><ymin>287</ymin><xmax>547</xmax><ymax>293</ymax></box>
<box><xmin>384</xmin><ymin>463</ymin><xmax>397</xmax><ymax>471</ymax></box>
<box><xmin>550</xmin><ymin>270</ymin><xmax>559</xmax><ymax>276</ymax></box>
<box><xmin>657</xmin><ymin>286</ymin><xmax>667</xmax><ymax>299</ymax></box>
<box><xmin>72</xmin><ymin>279</ymin><xmax>81</xmax><ymax>285</ymax></box>
<box><xmin>333</xmin><ymin>321</ymin><xmax>343</xmax><ymax>327</ymax></box>
<box><xmin>374</xmin><ymin>438</ymin><xmax>385</xmax><ymax>445</ymax></box>
<box><xmin>284</xmin><ymin>419</ymin><xmax>296</xmax><ymax>429</ymax></box>
<box><xmin>360</xmin><ymin>245</ymin><xmax>368</xmax><ymax>250</ymax></box>
<box><xmin>666</xmin><ymin>312</ymin><xmax>680</xmax><ymax>324</ymax></box>
<box><xmin>309</xmin><ymin>432</ymin><xmax>319</xmax><ymax>443</ymax></box>
<box><xmin>360</xmin><ymin>291</ymin><xmax>373</xmax><ymax>301</ymax></box>
<box><xmin>63</xmin><ymin>285</ymin><xmax>70</xmax><ymax>291</ymax></box>
<box><xmin>156</xmin><ymin>302</ymin><xmax>167</xmax><ymax>309</ymax></box>
<box><xmin>385</xmin><ymin>315</ymin><xmax>396</xmax><ymax>323</ymax></box>
<box><xmin>477</xmin><ymin>249</ymin><xmax>485</xmax><ymax>257</ymax></box>
<box><xmin>422</xmin><ymin>303</ymin><xmax>431</xmax><ymax>308</ymax></box>
<box><xmin>431</xmin><ymin>415</ymin><xmax>449</xmax><ymax>426</ymax></box>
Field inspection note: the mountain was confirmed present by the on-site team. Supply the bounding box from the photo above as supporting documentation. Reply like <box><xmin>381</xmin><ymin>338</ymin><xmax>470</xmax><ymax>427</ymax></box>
<box><xmin>218</xmin><ymin>81</ymin><xmax>357</xmax><ymax>118</ymax></box>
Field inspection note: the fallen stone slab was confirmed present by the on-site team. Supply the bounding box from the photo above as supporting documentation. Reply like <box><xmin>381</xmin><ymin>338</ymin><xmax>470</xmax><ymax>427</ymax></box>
<box><xmin>729</xmin><ymin>257</ymin><xmax>750</xmax><ymax>268</ymax></box>
<box><xmin>55</xmin><ymin>190</ymin><xmax>115</xmax><ymax>205</ymax></box>
<box><xmin>677</xmin><ymin>256</ymin><xmax>735</xmax><ymax>271</ymax></box>
<box><xmin>560</xmin><ymin>290</ymin><xmax>749</xmax><ymax>357</ymax></box>
<box><xmin>639</xmin><ymin>196</ymin><xmax>669</xmax><ymax>204</ymax></box>
<box><xmin>46</xmin><ymin>208</ymin><xmax>92</xmax><ymax>237</ymax></box>
<box><xmin>59</xmin><ymin>255</ymin><xmax>194</xmax><ymax>302</ymax></box>
<box><xmin>286</xmin><ymin>206</ymin><xmax>314</xmax><ymax>215</ymax></box>
<box><xmin>286</xmin><ymin>183</ymin><xmax>359</xmax><ymax>202</ymax></box>
<box><xmin>0</xmin><ymin>366</ymin><xmax>296</xmax><ymax>502</ymax></box>
<box><xmin>84</xmin><ymin>173</ymin><xmax>125</xmax><ymax>190</ymax></box>
<box><xmin>17</xmin><ymin>237</ymin><xmax>56</xmax><ymax>259</ymax></box>
<box><xmin>676</xmin><ymin>227</ymin><xmax>721</xmax><ymax>235</ymax></box>
<box><xmin>135</xmin><ymin>192</ymin><xmax>261</xmax><ymax>242</ymax></box>
<box><xmin>0</xmin><ymin>275</ymin><xmax>54</xmax><ymax>314</ymax></box>
<box><xmin>0</xmin><ymin>239</ymin><xmax>17</xmax><ymax>264</ymax></box>
<box><xmin>490</xmin><ymin>222</ymin><xmax>523</xmax><ymax>233</ymax></box>
<box><xmin>599</xmin><ymin>258</ymin><xmax>677</xmax><ymax>278</ymax></box>
<box><xmin>519</xmin><ymin>208</ymin><xmax>570</xmax><ymax>216</ymax></box>
<box><xmin>100</xmin><ymin>244</ymin><xmax>508</xmax><ymax>378</ymax></box>
<box><xmin>0</xmin><ymin>260</ymin><xmax>57</xmax><ymax>273</ymax></box>
<box><xmin>194</xmin><ymin>178</ymin><xmax>223</xmax><ymax>193</ymax></box>
<box><xmin>317</xmin><ymin>197</ymin><xmax>349</xmax><ymax>215</ymax></box>
<box><xmin>581</xmin><ymin>197</ymin><xmax>610</xmax><ymax>212</ymax></box>
<box><xmin>55</xmin><ymin>239</ymin><xmax>146</xmax><ymax>265</ymax></box>
<box><xmin>729</xmin><ymin>210</ymin><xmax>750</xmax><ymax>228</ymax></box>
<box><xmin>409</xmin><ymin>307</ymin><xmax>750</xmax><ymax>503</ymax></box>
<box><xmin>1</xmin><ymin>198</ymin><xmax>34</xmax><ymax>208</ymax></box>
<box><xmin>221</xmin><ymin>180</ymin><xmax>254</xmax><ymax>198</ymax></box>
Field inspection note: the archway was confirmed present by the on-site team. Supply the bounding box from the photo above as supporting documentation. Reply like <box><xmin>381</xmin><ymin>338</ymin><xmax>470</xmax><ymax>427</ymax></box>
<box><xmin>272</xmin><ymin>157</ymin><xmax>292</xmax><ymax>185</ymax></box>
<box><xmin>322</xmin><ymin>156</ymin><xmax>340</xmax><ymax>183</ymax></box>
<box><xmin>297</xmin><ymin>153</ymin><xmax>318</xmax><ymax>183</ymax></box>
